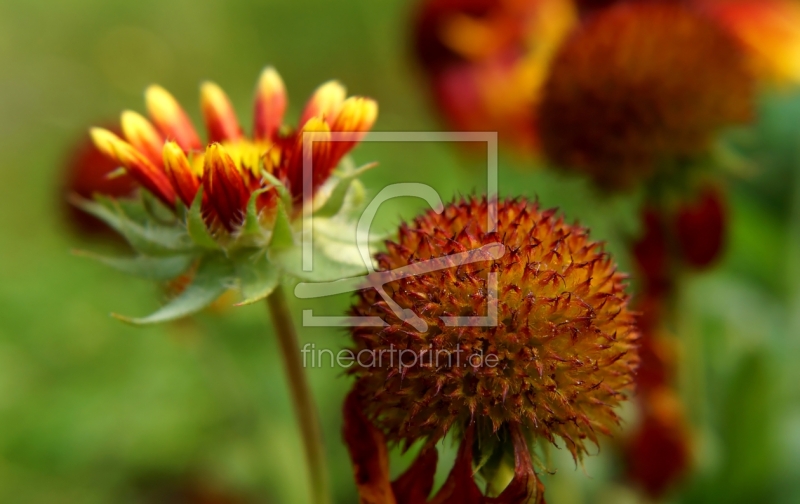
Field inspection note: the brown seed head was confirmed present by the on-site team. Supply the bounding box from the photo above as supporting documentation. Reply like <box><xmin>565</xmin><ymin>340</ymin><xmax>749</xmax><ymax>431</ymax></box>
<box><xmin>349</xmin><ymin>197</ymin><xmax>639</xmax><ymax>460</ymax></box>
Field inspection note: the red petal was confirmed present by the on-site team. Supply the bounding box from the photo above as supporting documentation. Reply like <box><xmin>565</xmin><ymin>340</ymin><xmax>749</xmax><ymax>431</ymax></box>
<box><xmin>121</xmin><ymin>111</ymin><xmax>165</xmax><ymax>167</ymax></box>
<box><xmin>496</xmin><ymin>424</ymin><xmax>546</xmax><ymax>504</ymax></box>
<box><xmin>253</xmin><ymin>67</ymin><xmax>288</xmax><ymax>141</ymax></box>
<box><xmin>202</xmin><ymin>144</ymin><xmax>249</xmax><ymax>231</ymax></box>
<box><xmin>162</xmin><ymin>141</ymin><xmax>200</xmax><ymax>207</ymax></box>
<box><xmin>343</xmin><ymin>391</ymin><xmax>398</xmax><ymax>504</ymax></box>
<box><xmin>200</xmin><ymin>81</ymin><xmax>243</xmax><ymax>143</ymax></box>
<box><xmin>392</xmin><ymin>448</ymin><xmax>438</xmax><ymax>504</ymax></box>
<box><xmin>145</xmin><ymin>85</ymin><xmax>203</xmax><ymax>152</ymax></box>
<box><xmin>429</xmin><ymin>425</ymin><xmax>485</xmax><ymax>504</ymax></box>
<box><xmin>300</xmin><ymin>80</ymin><xmax>346</xmax><ymax>127</ymax></box>
<box><xmin>90</xmin><ymin>128</ymin><xmax>176</xmax><ymax>206</ymax></box>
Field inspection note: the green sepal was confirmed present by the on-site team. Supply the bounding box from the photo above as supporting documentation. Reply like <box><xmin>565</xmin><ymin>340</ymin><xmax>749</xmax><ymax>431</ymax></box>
<box><xmin>239</xmin><ymin>188</ymin><xmax>272</xmax><ymax>245</ymax></box>
<box><xmin>141</xmin><ymin>188</ymin><xmax>178</xmax><ymax>225</ymax></box>
<box><xmin>269</xmin><ymin>200</ymin><xmax>295</xmax><ymax>250</ymax></box>
<box><xmin>73</xmin><ymin>250</ymin><xmax>194</xmax><ymax>281</ymax></box>
<box><xmin>260</xmin><ymin>168</ymin><xmax>292</xmax><ymax>210</ymax></box>
<box><xmin>314</xmin><ymin>162</ymin><xmax>377</xmax><ymax>218</ymax></box>
<box><xmin>233</xmin><ymin>250</ymin><xmax>281</xmax><ymax>306</ymax></box>
<box><xmin>72</xmin><ymin>195</ymin><xmax>194</xmax><ymax>256</ymax></box>
<box><xmin>187</xmin><ymin>187</ymin><xmax>219</xmax><ymax>250</ymax></box>
<box><xmin>112</xmin><ymin>254</ymin><xmax>233</xmax><ymax>325</ymax></box>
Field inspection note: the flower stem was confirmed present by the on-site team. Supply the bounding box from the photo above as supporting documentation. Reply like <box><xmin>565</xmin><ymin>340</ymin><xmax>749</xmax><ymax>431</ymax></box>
<box><xmin>266</xmin><ymin>285</ymin><xmax>331</xmax><ymax>504</ymax></box>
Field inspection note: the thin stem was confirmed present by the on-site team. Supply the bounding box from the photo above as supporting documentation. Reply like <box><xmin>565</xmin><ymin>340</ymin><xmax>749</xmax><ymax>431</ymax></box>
<box><xmin>266</xmin><ymin>285</ymin><xmax>331</xmax><ymax>504</ymax></box>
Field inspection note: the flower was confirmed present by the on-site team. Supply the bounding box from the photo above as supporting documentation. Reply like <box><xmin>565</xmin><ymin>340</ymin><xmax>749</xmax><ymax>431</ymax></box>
<box><xmin>90</xmin><ymin>68</ymin><xmax>377</xmax><ymax>232</ymax></box>
<box><xmin>412</xmin><ymin>0</ymin><xmax>579</xmax><ymax>153</ymax></box>
<box><xmin>75</xmin><ymin>68</ymin><xmax>378</xmax><ymax>323</ymax></box>
<box><xmin>346</xmin><ymin>197</ymin><xmax>639</xmax><ymax>500</ymax></box>
<box><xmin>538</xmin><ymin>1</ymin><xmax>754</xmax><ymax>190</ymax></box>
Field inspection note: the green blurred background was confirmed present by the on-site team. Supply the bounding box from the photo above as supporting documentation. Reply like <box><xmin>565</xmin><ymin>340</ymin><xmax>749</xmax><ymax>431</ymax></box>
<box><xmin>1</xmin><ymin>0</ymin><xmax>799</xmax><ymax>502</ymax></box>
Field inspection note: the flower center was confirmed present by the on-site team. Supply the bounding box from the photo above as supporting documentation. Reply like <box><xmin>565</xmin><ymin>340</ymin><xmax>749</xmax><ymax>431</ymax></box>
<box><xmin>190</xmin><ymin>140</ymin><xmax>275</xmax><ymax>178</ymax></box>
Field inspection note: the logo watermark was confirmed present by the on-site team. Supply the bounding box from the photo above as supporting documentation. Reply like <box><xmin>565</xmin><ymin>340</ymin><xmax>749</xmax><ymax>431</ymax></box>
<box><xmin>301</xmin><ymin>343</ymin><xmax>501</xmax><ymax>370</ymax></box>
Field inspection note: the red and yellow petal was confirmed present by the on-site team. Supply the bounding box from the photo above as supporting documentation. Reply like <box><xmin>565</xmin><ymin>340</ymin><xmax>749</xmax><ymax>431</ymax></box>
<box><xmin>328</xmin><ymin>96</ymin><xmax>378</xmax><ymax>165</ymax></box>
<box><xmin>300</xmin><ymin>80</ymin><xmax>346</xmax><ymax>127</ymax></box>
<box><xmin>202</xmin><ymin>144</ymin><xmax>250</xmax><ymax>231</ymax></box>
<box><xmin>200</xmin><ymin>81</ymin><xmax>244</xmax><ymax>143</ymax></box>
<box><xmin>162</xmin><ymin>141</ymin><xmax>201</xmax><ymax>207</ymax></box>
<box><xmin>90</xmin><ymin>127</ymin><xmax>176</xmax><ymax>206</ymax></box>
<box><xmin>253</xmin><ymin>66</ymin><xmax>288</xmax><ymax>141</ymax></box>
<box><xmin>287</xmin><ymin>117</ymin><xmax>333</xmax><ymax>199</ymax></box>
<box><xmin>120</xmin><ymin>110</ymin><xmax>164</xmax><ymax>167</ymax></box>
<box><xmin>145</xmin><ymin>85</ymin><xmax>203</xmax><ymax>152</ymax></box>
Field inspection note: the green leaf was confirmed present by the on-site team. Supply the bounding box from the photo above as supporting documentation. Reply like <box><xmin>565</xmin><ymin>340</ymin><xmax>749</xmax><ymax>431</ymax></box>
<box><xmin>73</xmin><ymin>251</ymin><xmax>194</xmax><ymax>281</ymax></box>
<box><xmin>234</xmin><ymin>251</ymin><xmax>281</xmax><ymax>306</ymax></box>
<box><xmin>112</xmin><ymin>255</ymin><xmax>233</xmax><ymax>325</ymax></box>
<box><xmin>72</xmin><ymin>196</ymin><xmax>194</xmax><ymax>256</ymax></box>
<box><xmin>187</xmin><ymin>188</ymin><xmax>219</xmax><ymax>250</ymax></box>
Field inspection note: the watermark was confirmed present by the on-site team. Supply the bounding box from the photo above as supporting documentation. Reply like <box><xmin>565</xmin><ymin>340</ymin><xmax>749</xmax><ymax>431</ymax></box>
<box><xmin>301</xmin><ymin>343</ymin><xmax>501</xmax><ymax>370</ymax></box>
<box><xmin>297</xmin><ymin>132</ymin><xmax>501</xmax><ymax>330</ymax></box>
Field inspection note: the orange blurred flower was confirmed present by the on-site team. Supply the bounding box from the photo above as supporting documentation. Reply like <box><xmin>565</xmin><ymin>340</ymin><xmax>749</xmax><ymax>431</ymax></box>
<box><xmin>413</xmin><ymin>0</ymin><xmax>578</xmax><ymax>153</ymax></box>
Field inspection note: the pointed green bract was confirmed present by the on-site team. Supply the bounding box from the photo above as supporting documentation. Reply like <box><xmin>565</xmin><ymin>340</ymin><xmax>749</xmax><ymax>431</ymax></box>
<box><xmin>240</xmin><ymin>188</ymin><xmax>272</xmax><ymax>245</ymax></box>
<box><xmin>73</xmin><ymin>251</ymin><xmax>193</xmax><ymax>281</ymax></box>
<box><xmin>261</xmin><ymin>169</ymin><xmax>292</xmax><ymax>209</ymax></box>
<box><xmin>270</xmin><ymin>200</ymin><xmax>295</xmax><ymax>250</ymax></box>
<box><xmin>112</xmin><ymin>255</ymin><xmax>233</xmax><ymax>325</ymax></box>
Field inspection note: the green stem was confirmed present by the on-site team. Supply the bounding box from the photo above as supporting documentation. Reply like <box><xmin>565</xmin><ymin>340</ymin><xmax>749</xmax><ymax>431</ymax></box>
<box><xmin>266</xmin><ymin>285</ymin><xmax>331</xmax><ymax>504</ymax></box>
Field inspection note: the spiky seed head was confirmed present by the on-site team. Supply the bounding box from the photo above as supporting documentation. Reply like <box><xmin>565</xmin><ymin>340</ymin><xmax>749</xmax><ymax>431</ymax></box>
<box><xmin>349</xmin><ymin>197</ymin><xmax>640</xmax><ymax>460</ymax></box>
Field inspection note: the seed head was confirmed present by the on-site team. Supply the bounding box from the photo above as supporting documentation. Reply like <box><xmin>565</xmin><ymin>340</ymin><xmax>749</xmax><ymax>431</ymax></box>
<box><xmin>349</xmin><ymin>197</ymin><xmax>639</xmax><ymax>460</ymax></box>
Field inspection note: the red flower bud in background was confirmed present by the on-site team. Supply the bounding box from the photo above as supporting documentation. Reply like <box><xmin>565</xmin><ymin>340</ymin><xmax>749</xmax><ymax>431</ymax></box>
<box><xmin>626</xmin><ymin>388</ymin><xmax>691</xmax><ymax>498</ymax></box>
<box><xmin>674</xmin><ymin>184</ymin><xmax>727</xmax><ymax>269</ymax></box>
